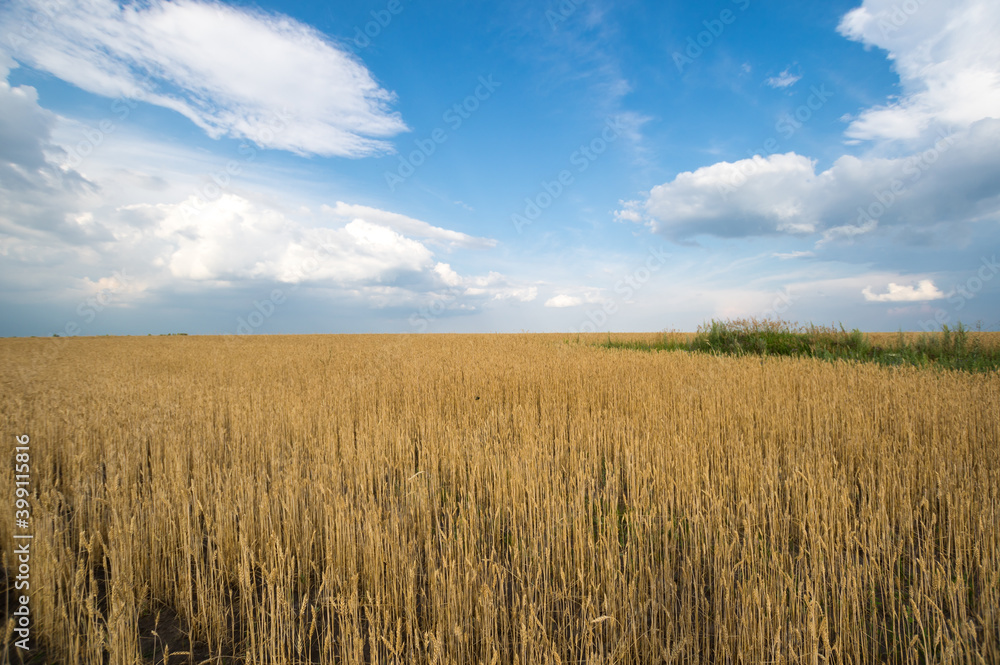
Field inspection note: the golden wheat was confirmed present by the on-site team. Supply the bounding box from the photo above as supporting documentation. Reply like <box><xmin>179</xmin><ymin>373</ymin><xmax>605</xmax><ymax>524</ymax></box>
<box><xmin>1</xmin><ymin>334</ymin><xmax>998</xmax><ymax>664</ymax></box>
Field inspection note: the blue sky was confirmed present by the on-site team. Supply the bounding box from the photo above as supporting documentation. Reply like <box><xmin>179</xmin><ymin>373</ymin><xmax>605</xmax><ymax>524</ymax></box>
<box><xmin>1</xmin><ymin>0</ymin><xmax>999</xmax><ymax>335</ymax></box>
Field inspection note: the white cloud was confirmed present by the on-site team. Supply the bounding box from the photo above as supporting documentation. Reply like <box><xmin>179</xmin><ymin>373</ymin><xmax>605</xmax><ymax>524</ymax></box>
<box><xmin>862</xmin><ymin>279</ymin><xmax>946</xmax><ymax>302</ymax></box>
<box><xmin>620</xmin><ymin>0</ymin><xmax>1000</xmax><ymax>247</ymax></box>
<box><xmin>4</xmin><ymin>180</ymin><xmax>533</xmax><ymax>312</ymax></box>
<box><xmin>543</xmin><ymin>287</ymin><xmax>606</xmax><ymax>308</ymax></box>
<box><xmin>322</xmin><ymin>202</ymin><xmax>496</xmax><ymax>250</ymax></box>
<box><xmin>545</xmin><ymin>294</ymin><xmax>583</xmax><ymax>308</ymax></box>
<box><xmin>0</xmin><ymin>61</ymin><xmax>99</xmax><ymax>245</ymax></box>
<box><xmin>613</xmin><ymin>200</ymin><xmax>644</xmax><ymax>224</ymax></box>
<box><xmin>495</xmin><ymin>286</ymin><xmax>538</xmax><ymax>302</ymax></box>
<box><xmin>0</xmin><ymin>60</ymin><xmax>531</xmax><ymax>323</ymax></box>
<box><xmin>433</xmin><ymin>263</ymin><xmax>463</xmax><ymax>287</ymax></box>
<box><xmin>428</xmin><ymin>262</ymin><xmax>538</xmax><ymax>304</ymax></box>
<box><xmin>837</xmin><ymin>0</ymin><xmax>1000</xmax><ymax>142</ymax></box>
<box><xmin>766</xmin><ymin>68</ymin><xmax>802</xmax><ymax>89</ymax></box>
<box><xmin>618</xmin><ymin>120</ymin><xmax>1000</xmax><ymax>241</ymax></box>
<box><xmin>817</xmin><ymin>217</ymin><xmax>879</xmax><ymax>246</ymax></box>
<box><xmin>624</xmin><ymin>152</ymin><xmax>821</xmax><ymax>238</ymax></box>
<box><xmin>460</xmin><ymin>271</ymin><xmax>537</xmax><ymax>302</ymax></box>
<box><xmin>0</xmin><ymin>0</ymin><xmax>407</xmax><ymax>157</ymax></box>
<box><xmin>773</xmin><ymin>251</ymin><xmax>815</xmax><ymax>259</ymax></box>
<box><xmin>139</xmin><ymin>194</ymin><xmax>435</xmax><ymax>284</ymax></box>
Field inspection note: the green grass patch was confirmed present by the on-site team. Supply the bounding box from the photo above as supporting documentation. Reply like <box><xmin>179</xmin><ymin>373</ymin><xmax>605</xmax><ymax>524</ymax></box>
<box><xmin>597</xmin><ymin>318</ymin><xmax>1000</xmax><ymax>373</ymax></box>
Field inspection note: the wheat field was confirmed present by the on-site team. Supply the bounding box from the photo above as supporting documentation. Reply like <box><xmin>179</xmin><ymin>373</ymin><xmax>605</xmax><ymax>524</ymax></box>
<box><xmin>2</xmin><ymin>334</ymin><xmax>999</xmax><ymax>664</ymax></box>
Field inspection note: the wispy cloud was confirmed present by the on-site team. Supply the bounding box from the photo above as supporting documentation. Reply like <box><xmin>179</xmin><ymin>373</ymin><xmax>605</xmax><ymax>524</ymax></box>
<box><xmin>766</xmin><ymin>68</ymin><xmax>801</xmax><ymax>89</ymax></box>
<box><xmin>0</xmin><ymin>0</ymin><xmax>407</xmax><ymax>157</ymax></box>
<box><xmin>321</xmin><ymin>202</ymin><xmax>496</xmax><ymax>250</ymax></box>
<box><xmin>773</xmin><ymin>251</ymin><xmax>815</xmax><ymax>259</ymax></box>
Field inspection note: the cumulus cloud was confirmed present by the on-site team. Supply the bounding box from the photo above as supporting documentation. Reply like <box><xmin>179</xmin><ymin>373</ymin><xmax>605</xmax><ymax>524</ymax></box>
<box><xmin>455</xmin><ymin>271</ymin><xmax>537</xmax><ymax>302</ymax></box>
<box><xmin>613</xmin><ymin>200</ymin><xmax>644</xmax><ymax>224</ymax></box>
<box><xmin>545</xmin><ymin>294</ymin><xmax>583</xmax><ymax>308</ymax></box>
<box><xmin>5</xmin><ymin>183</ymin><xmax>530</xmax><ymax>311</ymax></box>
<box><xmin>543</xmin><ymin>288</ymin><xmax>606</xmax><ymax>308</ymax></box>
<box><xmin>632</xmin><ymin>152</ymin><xmax>821</xmax><ymax>238</ymax></box>
<box><xmin>0</xmin><ymin>55</ymin><xmax>528</xmax><ymax>327</ymax></box>
<box><xmin>862</xmin><ymin>279</ymin><xmax>946</xmax><ymax>302</ymax></box>
<box><xmin>619</xmin><ymin>0</ymin><xmax>1000</xmax><ymax>246</ymax></box>
<box><xmin>766</xmin><ymin>68</ymin><xmax>802</xmax><ymax>89</ymax></box>
<box><xmin>0</xmin><ymin>56</ymin><xmax>98</xmax><ymax>246</ymax></box>
<box><xmin>0</xmin><ymin>0</ymin><xmax>407</xmax><ymax>157</ymax></box>
<box><xmin>619</xmin><ymin>120</ymin><xmax>1000</xmax><ymax>241</ymax></box>
<box><xmin>143</xmin><ymin>194</ymin><xmax>435</xmax><ymax>284</ymax></box>
<box><xmin>433</xmin><ymin>263</ymin><xmax>464</xmax><ymax>287</ymax></box>
<box><xmin>837</xmin><ymin>0</ymin><xmax>1000</xmax><ymax>142</ymax></box>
